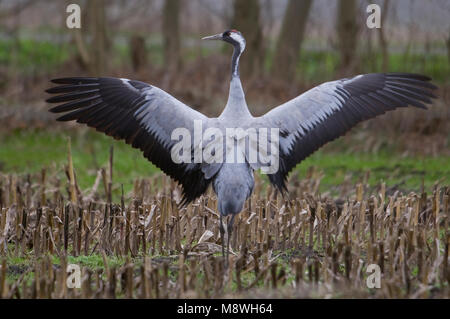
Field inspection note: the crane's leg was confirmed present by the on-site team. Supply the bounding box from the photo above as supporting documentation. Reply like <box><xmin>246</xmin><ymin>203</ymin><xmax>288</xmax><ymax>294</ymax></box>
<box><xmin>219</xmin><ymin>214</ymin><xmax>225</xmax><ymax>258</ymax></box>
<box><xmin>226</xmin><ymin>214</ymin><xmax>236</xmax><ymax>267</ymax></box>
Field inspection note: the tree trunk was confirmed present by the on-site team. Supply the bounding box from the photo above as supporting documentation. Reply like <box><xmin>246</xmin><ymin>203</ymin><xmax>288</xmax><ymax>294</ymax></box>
<box><xmin>130</xmin><ymin>35</ymin><xmax>147</xmax><ymax>72</ymax></box>
<box><xmin>378</xmin><ymin>0</ymin><xmax>390</xmax><ymax>72</ymax></box>
<box><xmin>163</xmin><ymin>0</ymin><xmax>181</xmax><ymax>73</ymax></box>
<box><xmin>231</xmin><ymin>0</ymin><xmax>264</xmax><ymax>78</ymax></box>
<box><xmin>337</xmin><ymin>0</ymin><xmax>359</xmax><ymax>74</ymax></box>
<box><xmin>88</xmin><ymin>0</ymin><xmax>109</xmax><ymax>75</ymax></box>
<box><xmin>272</xmin><ymin>0</ymin><xmax>313</xmax><ymax>81</ymax></box>
<box><xmin>73</xmin><ymin>0</ymin><xmax>110</xmax><ymax>75</ymax></box>
<box><xmin>446</xmin><ymin>29</ymin><xmax>450</xmax><ymax>65</ymax></box>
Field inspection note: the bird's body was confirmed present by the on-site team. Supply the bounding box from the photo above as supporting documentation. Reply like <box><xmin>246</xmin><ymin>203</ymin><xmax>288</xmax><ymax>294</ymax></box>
<box><xmin>46</xmin><ymin>29</ymin><xmax>437</xmax><ymax>262</ymax></box>
<box><xmin>213</xmin><ymin>162</ymin><xmax>254</xmax><ymax>216</ymax></box>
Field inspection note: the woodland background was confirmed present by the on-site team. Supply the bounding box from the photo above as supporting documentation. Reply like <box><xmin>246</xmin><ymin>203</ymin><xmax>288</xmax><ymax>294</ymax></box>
<box><xmin>0</xmin><ymin>0</ymin><xmax>449</xmax><ymax>191</ymax></box>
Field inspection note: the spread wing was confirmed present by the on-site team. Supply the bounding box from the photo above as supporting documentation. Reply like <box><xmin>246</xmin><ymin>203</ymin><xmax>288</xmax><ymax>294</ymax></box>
<box><xmin>258</xmin><ymin>73</ymin><xmax>437</xmax><ymax>191</ymax></box>
<box><xmin>46</xmin><ymin>77</ymin><xmax>211</xmax><ymax>204</ymax></box>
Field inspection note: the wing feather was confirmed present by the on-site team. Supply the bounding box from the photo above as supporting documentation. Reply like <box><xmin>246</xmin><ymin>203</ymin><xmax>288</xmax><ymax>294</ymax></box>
<box><xmin>46</xmin><ymin>77</ymin><xmax>213</xmax><ymax>204</ymax></box>
<box><xmin>258</xmin><ymin>73</ymin><xmax>437</xmax><ymax>191</ymax></box>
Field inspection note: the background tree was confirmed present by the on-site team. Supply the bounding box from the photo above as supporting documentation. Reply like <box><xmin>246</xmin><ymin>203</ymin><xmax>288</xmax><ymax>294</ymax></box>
<box><xmin>231</xmin><ymin>0</ymin><xmax>264</xmax><ymax>78</ymax></box>
<box><xmin>163</xmin><ymin>0</ymin><xmax>181</xmax><ymax>73</ymax></box>
<box><xmin>130</xmin><ymin>35</ymin><xmax>147</xmax><ymax>72</ymax></box>
<box><xmin>337</xmin><ymin>0</ymin><xmax>359</xmax><ymax>74</ymax></box>
<box><xmin>272</xmin><ymin>0</ymin><xmax>313</xmax><ymax>81</ymax></box>
<box><xmin>378</xmin><ymin>0</ymin><xmax>390</xmax><ymax>72</ymax></box>
<box><xmin>89</xmin><ymin>0</ymin><xmax>109</xmax><ymax>75</ymax></box>
<box><xmin>73</xmin><ymin>0</ymin><xmax>110</xmax><ymax>75</ymax></box>
<box><xmin>446</xmin><ymin>28</ymin><xmax>450</xmax><ymax>64</ymax></box>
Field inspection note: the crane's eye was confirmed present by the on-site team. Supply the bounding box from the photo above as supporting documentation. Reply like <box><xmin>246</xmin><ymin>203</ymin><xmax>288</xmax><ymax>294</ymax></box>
<box><xmin>224</xmin><ymin>31</ymin><xmax>231</xmax><ymax>37</ymax></box>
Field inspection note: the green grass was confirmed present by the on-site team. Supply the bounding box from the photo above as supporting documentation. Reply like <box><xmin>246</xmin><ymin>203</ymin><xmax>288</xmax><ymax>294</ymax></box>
<box><xmin>1</xmin><ymin>34</ymin><xmax>448</xmax><ymax>84</ymax></box>
<box><xmin>0</xmin><ymin>38</ymin><xmax>70</xmax><ymax>74</ymax></box>
<box><xmin>5</xmin><ymin>247</ymin><xmax>283</xmax><ymax>292</ymax></box>
<box><xmin>0</xmin><ymin>129</ymin><xmax>159</xmax><ymax>198</ymax></box>
<box><xmin>3</xmin><ymin>248</ymin><xmax>127</xmax><ymax>285</ymax></box>
<box><xmin>297</xmin><ymin>50</ymin><xmax>449</xmax><ymax>84</ymax></box>
<box><xmin>1</xmin><ymin>129</ymin><xmax>448</xmax><ymax>197</ymax></box>
<box><xmin>65</xmin><ymin>255</ymin><xmax>125</xmax><ymax>270</ymax></box>
<box><xmin>360</xmin><ymin>51</ymin><xmax>450</xmax><ymax>83</ymax></box>
<box><xmin>300</xmin><ymin>149</ymin><xmax>449</xmax><ymax>192</ymax></box>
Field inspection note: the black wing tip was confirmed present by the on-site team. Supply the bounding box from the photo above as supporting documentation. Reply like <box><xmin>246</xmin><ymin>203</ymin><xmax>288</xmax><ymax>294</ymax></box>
<box><xmin>50</xmin><ymin>77</ymin><xmax>99</xmax><ymax>84</ymax></box>
<box><xmin>386</xmin><ymin>72</ymin><xmax>438</xmax><ymax>89</ymax></box>
<box><xmin>48</xmin><ymin>104</ymin><xmax>74</xmax><ymax>113</ymax></box>
<box><xmin>48</xmin><ymin>105</ymin><xmax>60</xmax><ymax>113</ymax></box>
<box><xmin>427</xmin><ymin>82</ymin><xmax>438</xmax><ymax>91</ymax></box>
<box><xmin>267</xmin><ymin>173</ymin><xmax>289</xmax><ymax>195</ymax></box>
<box><xmin>178</xmin><ymin>194</ymin><xmax>195</xmax><ymax>208</ymax></box>
<box><xmin>385</xmin><ymin>73</ymin><xmax>439</xmax><ymax>104</ymax></box>
<box><xmin>55</xmin><ymin>115</ymin><xmax>72</xmax><ymax>121</ymax></box>
<box><xmin>46</xmin><ymin>95</ymin><xmax>62</xmax><ymax>103</ymax></box>
<box><xmin>386</xmin><ymin>72</ymin><xmax>431</xmax><ymax>81</ymax></box>
<box><xmin>47</xmin><ymin>78</ymin><xmax>97</xmax><ymax>101</ymax></box>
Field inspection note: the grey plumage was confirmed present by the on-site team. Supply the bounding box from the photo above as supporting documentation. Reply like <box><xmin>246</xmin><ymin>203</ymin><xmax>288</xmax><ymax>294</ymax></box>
<box><xmin>46</xmin><ymin>29</ymin><xmax>437</xmax><ymax>262</ymax></box>
<box><xmin>47</xmin><ymin>77</ymin><xmax>210</xmax><ymax>205</ymax></box>
<box><xmin>261</xmin><ymin>72</ymin><xmax>437</xmax><ymax>191</ymax></box>
<box><xmin>213</xmin><ymin>163</ymin><xmax>254</xmax><ymax>216</ymax></box>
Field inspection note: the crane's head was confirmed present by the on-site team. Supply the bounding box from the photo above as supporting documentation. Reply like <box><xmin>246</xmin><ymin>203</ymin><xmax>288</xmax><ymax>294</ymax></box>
<box><xmin>202</xmin><ymin>29</ymin><xmax>246</xmax><ymax>53</ymax></box>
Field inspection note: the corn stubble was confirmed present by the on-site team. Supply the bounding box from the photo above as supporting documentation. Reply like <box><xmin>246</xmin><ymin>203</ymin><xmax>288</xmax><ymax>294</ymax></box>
<box><xmin>0</xmin><ymin>146</ymin><xmax>448</xmax><ymax>299</ymax></box>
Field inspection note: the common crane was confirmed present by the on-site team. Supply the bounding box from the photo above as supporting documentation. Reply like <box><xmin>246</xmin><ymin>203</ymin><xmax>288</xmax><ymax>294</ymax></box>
<box><xmin>46</xmin><ymin>29</ymin><xmax>437</xmax><ymax>262</ymax></box>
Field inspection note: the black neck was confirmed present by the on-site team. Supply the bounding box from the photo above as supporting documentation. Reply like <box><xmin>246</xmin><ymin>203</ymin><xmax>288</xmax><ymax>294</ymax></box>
<box><xmin>231</xmin><ymin>44</ymin><xmax>242</xmax><ymax>78</ymax></box>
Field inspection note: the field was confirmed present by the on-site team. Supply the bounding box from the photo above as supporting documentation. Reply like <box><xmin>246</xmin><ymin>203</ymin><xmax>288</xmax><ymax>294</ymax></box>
<box><xmin>1</xmin><ymin>46</ymin><xmax>449</xmax><ymax>300</ymax></box>
<box><xmin>1</xmin><ymin>1</ymin><xmax>449</xmax><ymax>300</ymax></box>
<box><xmin>0</xmin><ymin>130</ymin><xmax>449</xmax><ymax>299</ymax></box>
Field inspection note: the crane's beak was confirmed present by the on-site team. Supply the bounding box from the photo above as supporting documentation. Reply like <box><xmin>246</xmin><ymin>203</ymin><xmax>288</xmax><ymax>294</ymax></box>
<box><xmin>201</xmin><ymin>33</ymin><xmax>223</xmax><ymax>41</ymax></box>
